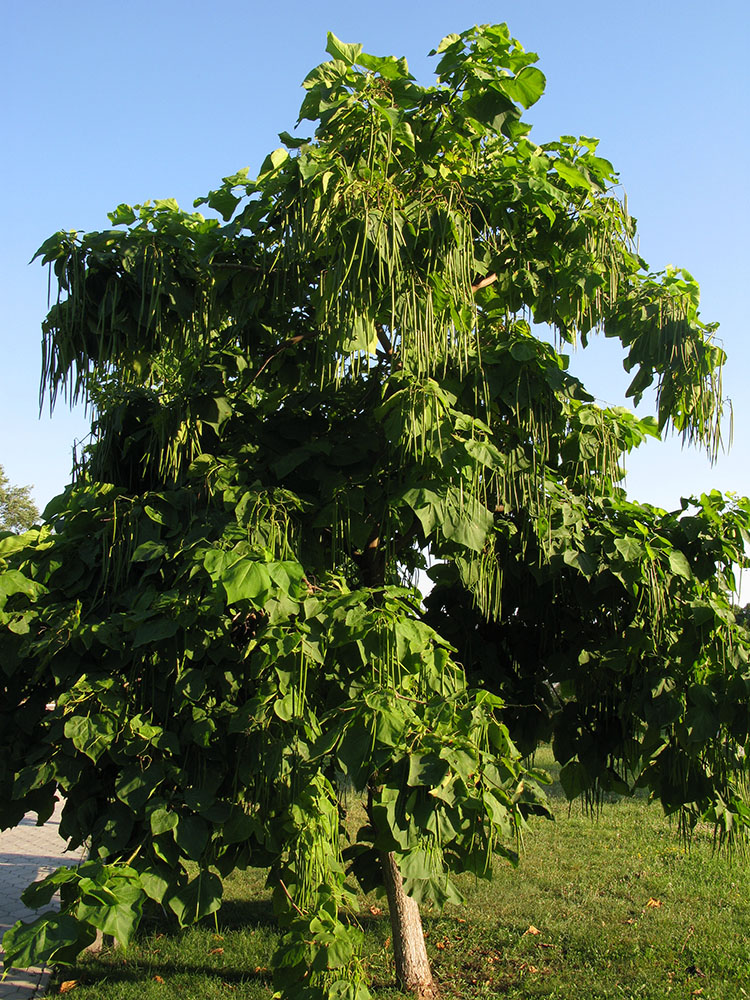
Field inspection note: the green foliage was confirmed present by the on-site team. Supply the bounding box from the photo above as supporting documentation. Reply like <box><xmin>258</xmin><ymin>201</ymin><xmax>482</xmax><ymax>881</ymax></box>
<box><xmin>2</xmin><ymin>21</ymin><xmax>749</xmax><ymax>1000</ymax></box>
<box><xmin>0</xmin><ymin>464</ymin><xmax>39</xmax><ymax>532</ymax></box>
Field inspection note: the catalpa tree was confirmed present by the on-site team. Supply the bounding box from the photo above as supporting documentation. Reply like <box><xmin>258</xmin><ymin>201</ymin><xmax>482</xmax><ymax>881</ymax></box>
<box><xmin>2</xmin><ymin>25</ymin><xmax>749</xmax><ymax>1000</ymax></box>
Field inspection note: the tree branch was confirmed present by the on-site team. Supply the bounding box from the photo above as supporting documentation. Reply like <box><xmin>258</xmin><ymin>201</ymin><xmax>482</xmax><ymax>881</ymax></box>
<box><xmin>278</xmin><ymin>879</ymin><xmax>306</xmax><ymax>917</ymax></box>
<box><xmin>250</xmin><ymin>330</ymin><xmax>320</xmax><ymax>383</ymax></box>
<box><xmin>210</xmin><ymin>262</ymin><xmax>263</xmax><ymax>273</ymax></box>
<box><xmin>471</xmin><ymin>273</ymin><xmax>498</xmax><ymax>292</ymax></box>
<box><xmin>375</xmin><ymin>322</ymin><xmax>393</xmax><ymax>358</ymax></box>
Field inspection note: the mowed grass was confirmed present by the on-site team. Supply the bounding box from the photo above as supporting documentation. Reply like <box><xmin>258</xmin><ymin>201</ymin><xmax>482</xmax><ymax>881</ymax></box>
<box><xmin>47</xmin><ymin>749</ymin><xmax>750</xmax><ymax>999</ymax></box>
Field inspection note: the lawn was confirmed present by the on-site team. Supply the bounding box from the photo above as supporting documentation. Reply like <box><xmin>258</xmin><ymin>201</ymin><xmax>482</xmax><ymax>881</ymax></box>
<box><xmin>46</xmin><ymin>749</ymin><xmax>750</xmax><ymax>999</ymax></box>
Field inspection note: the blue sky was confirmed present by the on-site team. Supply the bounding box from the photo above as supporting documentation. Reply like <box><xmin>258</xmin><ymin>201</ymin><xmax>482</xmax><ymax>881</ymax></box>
<box><xmin>2</xmin><ymin>0</ymin><xmax>748</xmax><ymax>515</ymax></box>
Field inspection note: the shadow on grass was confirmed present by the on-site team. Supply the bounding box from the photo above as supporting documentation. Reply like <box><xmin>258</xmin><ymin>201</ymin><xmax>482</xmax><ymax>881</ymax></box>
<box><xmin>66</xmin><ymin>959</ymin><xmax>273</xmax><ymax>986</ymax></box>
<box><xmin>57</xmin><ymin>898</ymin><xmax>281</xmax><ymax>992</ymax></box>
<box><xmin>132</xmin><ymin>893</ymin><xmax>276</xmax><ymax>937</ymax></box>
<box><xmin>214</xmin><ymin>896</ymin><xmax>276</xmax><ymax>929</ymax></box>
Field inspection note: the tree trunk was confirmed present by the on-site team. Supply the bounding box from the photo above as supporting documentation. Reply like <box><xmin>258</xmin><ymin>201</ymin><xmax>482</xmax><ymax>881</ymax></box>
<box><xmin>380</xmin><ymin>851</ymin><xmax>437</xmax><ymax>998</ymax></box>
<box><xmin>362</xmin><ymin>540</ymin><xmax>435</xmax><ymax>996</ymax></box>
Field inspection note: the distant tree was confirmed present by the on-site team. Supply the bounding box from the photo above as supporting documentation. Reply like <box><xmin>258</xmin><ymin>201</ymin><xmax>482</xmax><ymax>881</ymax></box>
<box><xmin>0</xmin><ymin>465</ymin><xmax>38</xmax><ymax>532</ymax></box>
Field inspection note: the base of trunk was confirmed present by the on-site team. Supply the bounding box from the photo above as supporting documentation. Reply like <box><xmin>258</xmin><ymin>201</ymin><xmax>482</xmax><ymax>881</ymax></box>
<box><xmin>380</xmin><ymin>851</ymin><xmax>437</xmax><ymax>998</ymax></box>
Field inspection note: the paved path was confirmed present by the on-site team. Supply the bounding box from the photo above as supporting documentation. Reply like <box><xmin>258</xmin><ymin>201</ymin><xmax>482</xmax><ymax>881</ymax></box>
<box><xmin>0</xmin><ymin>802</ymin><xmax>79</xmax><ymax>1000</ymax></box>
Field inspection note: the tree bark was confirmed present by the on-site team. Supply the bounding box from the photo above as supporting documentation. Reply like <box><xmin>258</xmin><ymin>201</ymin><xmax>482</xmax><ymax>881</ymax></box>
<box><xmin>380</xmin><ymin>851</ymin><xmax>437</xmax><ymax>998</ymax></box>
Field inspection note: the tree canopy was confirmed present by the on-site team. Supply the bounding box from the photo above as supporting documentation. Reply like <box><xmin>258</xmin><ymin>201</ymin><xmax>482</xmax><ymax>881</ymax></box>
<box><xmin>2</xmin><ymin>24</ymin><xmax>749</xmax><ymax>1000</ymax></box>
<box><xmin>0</xmin><ymin>465</ymin><xmax>39</xmax><ymax>533</ymax></box>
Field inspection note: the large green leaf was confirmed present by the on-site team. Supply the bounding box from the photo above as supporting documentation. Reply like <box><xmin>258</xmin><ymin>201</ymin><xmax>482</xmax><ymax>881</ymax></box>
<box><xmin>0</xmin><ymin>533</ymin><xmax>32</xmax><ymax>557</ymax></box>
<box><xmin>559</xmin><ymin>760</ymin><xmax>591</xmax><ymax>799</ymax></box>
<box><xmin>167</xmin><ymin>871</ymin><xmax>222</xmax><ymax>928</ymax></box>
<box><xmin>1</xmin><ymin>912</ymin><xmax>82</xmax><ymax>968</ymax></box>
<box><xmin>0</xmin><ymin>569</ymin><xmax>45</xmax><ymax>604</ymax></box>
<box><xmin>21</xmin><ymin>865</ymin><xmax>81</xmax><ymax>909</ymax></box>
<box><xmin>614</xmin><ymin>536</ymin><xmax>645</xmax><ymax>562</ymax></box>
<box><xmin>554</xmin><ymin>160</ymin><xmax>591</xmax><ymax>190</ymax></box>
<box><xmin>267</xmin><ymin>559</ymin><xmax>307</xmax><ymax>599</ymax></box>
<box><xmin>669</xmin><ymin>549</ymin><xmax>693</xmax><ymax>579</ymax></box>
<box><xmin>115</xmin><ymin>764</ymin><xmax>163</xmax><ymax>810</ymax></box>
<box><xmin>325</xmin><ymin>32</ymin><xmax>363</xmax><ymax>66</ymax></box>
<box><xmin>563</xmin><ymin>548</ymin><xmax>596</xmax><ymax>576</ymax></box>
<box><xmin>132</xmin><ymin>616</ymin><xmax>179</xmax><ymax>647</ymax></box>
<box><xmin>439</xmin><ymin>489</ymin><xmax>494</xmax><ymax>552</ymax></box>
<box><xmin>173</xmin><ymin>814</ymin><xmax>209</xmax><ymax>858</ymax></box>
<box><xmin>150</xmin><ymin>806</ymin><xmax>178</xmax><ymax>836</ymax></box>
<box><xmin>64</xmin><ymin>714</ymin><xmax>116</xmax><ymax>763</ymax></box>
<box><xmin>502</xmin><ymin>65</ymin><xmax>546</xmax><ymax>108</ymax></box>
<box><xmin>397</xmin><ymin>849</ymin><xmax>433</xmax><ymax>879</ymax></box>
<box><xmin>463</xmin><ymin>86</ymin><xmax>517</xmax><ymax>132</ymax></box>
<box><xmin>131</xmin><ymin>541</ymin><xmax>167</xmax><ymax>563</ymax></box>
<box><xmin>220</xmin><ymin>558</ymin><xmax>271</xmax><ymax>605</ymax></box>
<box><xmin>76</xmin><ymin>880</ymin><xmax>144</xmax><ymax>946</ymax></box>
<box><xmin>139</xmin><ymin>865</ymin><xmax>172</xmax><ymax>904</ymax></box>
<box><xmin>195</xmin><ymin>395</ymin><xmax>233</xmax><ymax>431</ymax></box>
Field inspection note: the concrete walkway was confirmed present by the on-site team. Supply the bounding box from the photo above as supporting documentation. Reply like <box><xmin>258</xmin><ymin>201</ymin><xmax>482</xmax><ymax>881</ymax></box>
<box><xmin>0</xmin><ymin>802</ymin><xmax>79</xmax><ymax>999</ymax></box>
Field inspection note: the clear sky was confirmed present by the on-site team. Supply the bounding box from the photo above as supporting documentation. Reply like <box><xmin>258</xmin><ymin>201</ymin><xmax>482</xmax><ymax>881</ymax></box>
<box><xmin>2</xmin><ymin>0</ymin><xmax>748</xmax><ymax>515</ymax></box>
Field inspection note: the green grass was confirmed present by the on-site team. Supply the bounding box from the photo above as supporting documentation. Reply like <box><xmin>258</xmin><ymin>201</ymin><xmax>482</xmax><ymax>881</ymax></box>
<box><xmin>47</xmin><ymin>750</ymin><xmax>750</xmax><ymax>999</ymax></box>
